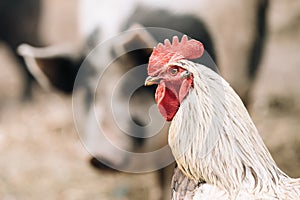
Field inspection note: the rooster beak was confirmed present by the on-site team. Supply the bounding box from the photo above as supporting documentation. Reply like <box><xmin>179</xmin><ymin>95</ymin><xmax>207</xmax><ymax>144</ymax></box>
<box><xmin>145</xmin><ymin>76</ymin><xmax>161</xmax><ymax>86</ymax></box>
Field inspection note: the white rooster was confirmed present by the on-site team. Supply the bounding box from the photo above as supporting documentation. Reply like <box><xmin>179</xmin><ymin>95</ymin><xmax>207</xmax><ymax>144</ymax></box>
<box><xmin>145</xmin><ymin>35</ymin><xmax>300</xmax><ymax>199</ymax></box>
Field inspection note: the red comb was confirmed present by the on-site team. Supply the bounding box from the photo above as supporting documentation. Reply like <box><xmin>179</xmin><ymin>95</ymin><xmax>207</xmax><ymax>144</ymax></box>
<box><xmin>148</xmin><ymin>35</ymin><xmax>204</xmax><ymax>76</ymax></box>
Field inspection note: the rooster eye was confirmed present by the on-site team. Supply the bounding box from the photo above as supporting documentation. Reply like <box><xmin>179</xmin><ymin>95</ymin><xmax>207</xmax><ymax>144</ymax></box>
<box><xmin>168</xmin><ymin>67</ymin><xmax>179</xmax><ymax>75</ymax></box>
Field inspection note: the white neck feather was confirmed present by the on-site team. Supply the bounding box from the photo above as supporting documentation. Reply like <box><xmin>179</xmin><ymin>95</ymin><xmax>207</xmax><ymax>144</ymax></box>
<box><xmin>168</xmin><ymin>60</ymin><xmax>289</xmax><ymax>194</ymax></box>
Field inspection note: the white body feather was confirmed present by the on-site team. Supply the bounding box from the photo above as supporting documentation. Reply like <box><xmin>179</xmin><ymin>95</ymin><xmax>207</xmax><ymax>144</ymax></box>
<box><xmin>168</xmin><ymin>60</ymin><xmax>300</xmax><ymax>199</ymax></box>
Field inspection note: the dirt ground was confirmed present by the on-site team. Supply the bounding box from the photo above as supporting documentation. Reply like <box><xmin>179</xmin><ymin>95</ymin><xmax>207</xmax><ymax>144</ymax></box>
<box><xmin>0</xmin><ymin>0</ymin><xmax>299</xmax><ymax>200</ymax></box>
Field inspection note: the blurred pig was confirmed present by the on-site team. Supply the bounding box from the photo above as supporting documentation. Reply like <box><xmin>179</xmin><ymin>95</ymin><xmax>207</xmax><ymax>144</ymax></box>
<box><xmin>0</xmin><ymin>0</ymin><xmax>42</xmax><ymax>98</ymax></box>
<box><xmin>18</xmin><ymin>4</ymin><xmax>217</xmax><ymax>199</ymax></box>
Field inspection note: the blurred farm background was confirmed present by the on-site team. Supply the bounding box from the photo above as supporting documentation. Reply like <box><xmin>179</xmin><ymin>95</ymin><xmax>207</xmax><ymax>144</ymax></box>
<box><xmin>0</xmin><ymin>0</ymin><xmax>299</xmax><ymax>199</ymax></box>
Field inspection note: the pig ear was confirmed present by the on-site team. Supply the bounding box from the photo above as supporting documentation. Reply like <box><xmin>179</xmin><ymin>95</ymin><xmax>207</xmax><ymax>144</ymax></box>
<box><xmin>17</xmin><ymin>43</ymin><xmax>83</xmax><ymax>93</ymax></box>
<box><xmin>112</xmin><ymin>23</ymin><xmax>158</xmax><ymax>59</ymax></box>
<box><xmin>85</xmin><ymin>27</ymin><xmax>102</xmax><ymax>51</ymax></box>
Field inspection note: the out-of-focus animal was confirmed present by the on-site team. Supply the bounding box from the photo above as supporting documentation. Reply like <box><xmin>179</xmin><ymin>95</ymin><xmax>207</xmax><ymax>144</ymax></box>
<box><xmin>145</xmin><ymin>35</ymin><xmax>300</xmax><ymax>199</ymax></box>
<box><xmin>18</xmin><ymin>5</ymin><xmax>217</xmax><ymax>200</ymax></box>
<box><xmin>0</xmin><ymin>0</ymin><xmax>42</xmax><ymax>98</ymax></box>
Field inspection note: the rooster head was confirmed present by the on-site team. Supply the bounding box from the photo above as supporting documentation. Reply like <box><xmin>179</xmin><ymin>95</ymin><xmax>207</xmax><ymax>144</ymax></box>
<box><xmin>145</xmin><ymin>35</ymin><xmax>204</xmax><ymax>121</ymax></box>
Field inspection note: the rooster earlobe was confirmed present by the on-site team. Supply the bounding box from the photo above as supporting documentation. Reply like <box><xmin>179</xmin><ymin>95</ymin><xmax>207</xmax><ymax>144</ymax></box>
<box><xmin>179</xmin><ymin>78</ymin><xmax>193</xmax><ymax>103</ymax></box>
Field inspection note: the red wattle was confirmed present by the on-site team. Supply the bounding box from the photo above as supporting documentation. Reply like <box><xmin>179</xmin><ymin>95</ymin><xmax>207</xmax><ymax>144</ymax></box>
<box><xmin>155</xmin><ymin>82</ymin><xmax>180</xmax><ymax>121</ymax></box>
